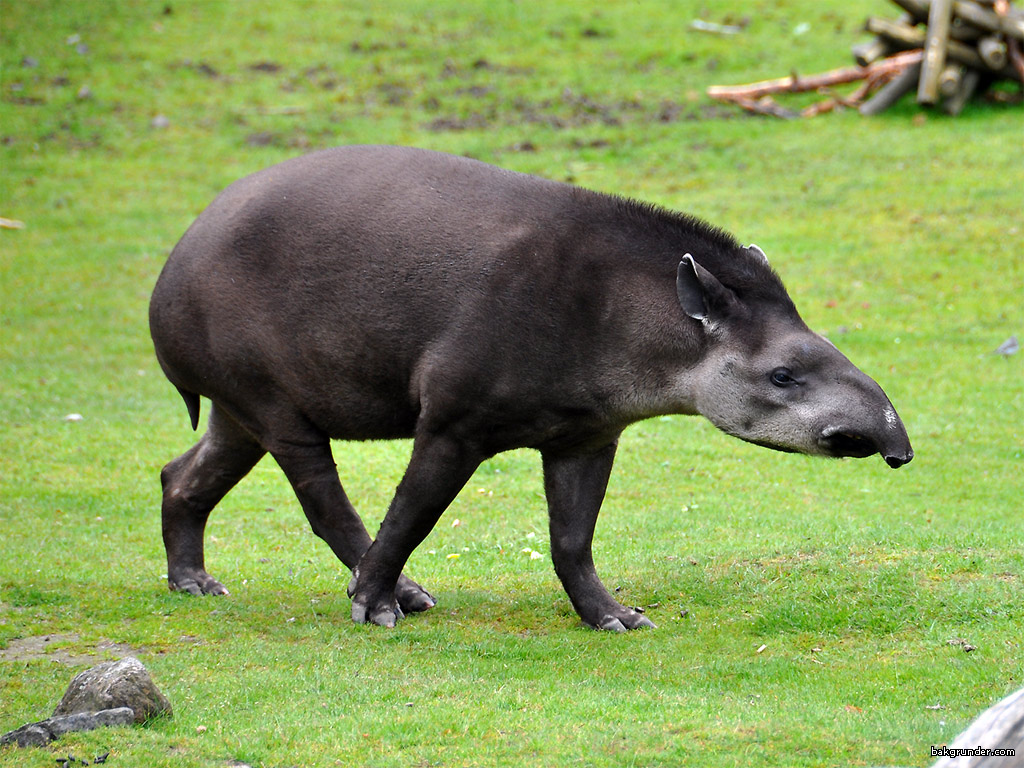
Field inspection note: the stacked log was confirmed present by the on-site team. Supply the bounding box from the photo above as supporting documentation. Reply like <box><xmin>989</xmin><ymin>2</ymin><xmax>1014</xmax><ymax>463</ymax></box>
<box><xmin>861</xmin><ymin>0</ymin><xmax>1024</xmax><ymax>114</ymax></box>
<box><xmin>706</xmin><ymin>0</ymin><xmax>1023</xmax><ymax>117</ymax></box>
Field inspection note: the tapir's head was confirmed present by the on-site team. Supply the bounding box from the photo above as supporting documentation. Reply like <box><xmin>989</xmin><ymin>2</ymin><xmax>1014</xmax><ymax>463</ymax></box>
<box><xmin>676</xmin><ymin>245</ymin><xmax>913</xmax><ymax>468</ymax></box>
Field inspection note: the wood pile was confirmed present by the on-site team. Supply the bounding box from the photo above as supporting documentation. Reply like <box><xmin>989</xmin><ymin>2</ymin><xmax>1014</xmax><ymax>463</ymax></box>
<box><xmin>706</xmin><ymin>0</ymin><xmax>1024</xmax><ymax>117</ymax></box>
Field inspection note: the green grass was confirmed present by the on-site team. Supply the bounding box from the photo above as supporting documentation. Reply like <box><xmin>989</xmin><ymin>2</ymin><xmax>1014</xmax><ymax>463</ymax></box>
<box><xmin>2</xmin><ymin>1</ymin><xmax>1022</xmax><ymax>766</ymax></box>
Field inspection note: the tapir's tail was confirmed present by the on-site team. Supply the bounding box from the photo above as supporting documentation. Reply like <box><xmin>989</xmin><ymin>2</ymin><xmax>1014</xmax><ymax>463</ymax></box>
<box><xmin>176</xmin><ymin>386</ymin><xmax>201</xmax><ymax>431</ymax></box>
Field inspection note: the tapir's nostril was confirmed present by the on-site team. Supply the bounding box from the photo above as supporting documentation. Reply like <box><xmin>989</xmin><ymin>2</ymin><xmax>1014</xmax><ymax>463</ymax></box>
<box><xmin>884</xmin><ymin>449</ymin><xmax>914</xmax><ymax>469</ymax></box>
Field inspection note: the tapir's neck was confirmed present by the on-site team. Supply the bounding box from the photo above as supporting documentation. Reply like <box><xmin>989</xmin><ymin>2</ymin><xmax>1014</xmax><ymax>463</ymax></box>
<box><xmin>601</xmin><ymin>329</ymin><xmax>709</xmax><ymax>424</ymax></box>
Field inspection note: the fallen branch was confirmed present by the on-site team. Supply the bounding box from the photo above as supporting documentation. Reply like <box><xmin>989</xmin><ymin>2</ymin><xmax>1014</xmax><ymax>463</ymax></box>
<box><xmin>706</xmin><ymin>49</ymin><xmax>923</xmax><ymax>101</ymax></box>
<box><xmin>728</xmin><ymin>96</ymin><xmax>800</xmax><ymax>119</ymax></box>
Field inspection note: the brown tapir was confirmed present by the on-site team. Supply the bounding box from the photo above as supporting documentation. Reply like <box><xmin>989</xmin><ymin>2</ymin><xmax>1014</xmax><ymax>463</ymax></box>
<box><xmin>150</xmin><ymin>145</ymin><xmax>913</xmax><ymax>631</ymax></box>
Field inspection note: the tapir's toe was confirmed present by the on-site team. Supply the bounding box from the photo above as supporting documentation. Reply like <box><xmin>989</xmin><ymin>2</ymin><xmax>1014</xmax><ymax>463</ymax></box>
<box><xmin>395</xmin><ymin>574</ymin><xmax>436</xmax><ymax>613</ymax></box>
<box><xmin>169</xmin><ymin>569</ymin><xmax>229</xmax><ymax>596</ymax></box>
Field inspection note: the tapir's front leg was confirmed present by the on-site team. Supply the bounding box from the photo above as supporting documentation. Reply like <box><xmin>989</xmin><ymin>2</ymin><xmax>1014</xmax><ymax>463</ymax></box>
<box><xmin>542</xmin><ymin>441</ymin><xmax>656</xmax><ymax>632</ymax></box>
<box><xmin>350</xmin><ymin>432</ymin><xmax>484</xmax><ymax>627</ymax></box>
<box><xmin>270</xmin><ymin>441</ymin><xmax>436</xmax><ymax>614</ymax></box>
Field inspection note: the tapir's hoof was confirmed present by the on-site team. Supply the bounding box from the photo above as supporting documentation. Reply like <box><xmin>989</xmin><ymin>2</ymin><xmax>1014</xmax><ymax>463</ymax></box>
<box><xmin>351</xmin><ymin>597</ymin><xmax>405</xmax><ymax>628</ymax></box>
<box><xmin>395</xmin><ymin>574</ymin><xmax>436</xmax><ymax>613</ymax></box>
<box><xmin>349</xmin><ymin>569</ymin><xmax>435</xmax><ymax>615</ymax></box>
<box><xmin>168</xmin><ymin>570</ymin><xmax>229</xmax><ymax>596</ymax></box>
<box><xmin>589</xmin><ymin>611</ymin><xmax>656</xmax><ymax>632</ymax></box>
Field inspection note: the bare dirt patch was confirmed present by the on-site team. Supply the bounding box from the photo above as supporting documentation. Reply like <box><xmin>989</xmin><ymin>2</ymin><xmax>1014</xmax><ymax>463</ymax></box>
<box><xmin>0</xmin><ymin>634</ymin><xmax>144</xmax><ymax>665</ymax></box>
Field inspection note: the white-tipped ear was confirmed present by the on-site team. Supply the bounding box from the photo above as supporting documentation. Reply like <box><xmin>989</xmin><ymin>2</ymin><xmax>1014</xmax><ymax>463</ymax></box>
<box><xmin>676</xmin><ymin>254</ymin><xmax>707</xmax><ymax>321</ymax></box>
<box><xmin>746</xmin><ymin>243</ymin><xmax>769</xmax><ymax>264</ymax></box>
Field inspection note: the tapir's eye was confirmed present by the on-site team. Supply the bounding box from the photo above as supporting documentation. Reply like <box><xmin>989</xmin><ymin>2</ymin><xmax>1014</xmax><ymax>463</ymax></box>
<box><xmin>770</xmin><ymin>368</ymin><xmax>797</xmax><ymax>387</ymax></box>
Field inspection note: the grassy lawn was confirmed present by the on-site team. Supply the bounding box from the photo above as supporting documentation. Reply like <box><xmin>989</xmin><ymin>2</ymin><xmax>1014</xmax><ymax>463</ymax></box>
<box><xmin>2</xmin><ymin>1</ymin><xmax>1022</xmax><ymax>766</ymax></box>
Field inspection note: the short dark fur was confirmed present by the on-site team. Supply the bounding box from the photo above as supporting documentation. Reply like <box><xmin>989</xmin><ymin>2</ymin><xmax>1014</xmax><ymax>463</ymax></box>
<box><xmin>571</xmin><ymin>188</ymin><xmax>795</xmax><ymax>312</ymax></box>
<box><xmin>150</xmin><ymin>145</ymin><xmax>911</xmax><ymax>631</ymax></box>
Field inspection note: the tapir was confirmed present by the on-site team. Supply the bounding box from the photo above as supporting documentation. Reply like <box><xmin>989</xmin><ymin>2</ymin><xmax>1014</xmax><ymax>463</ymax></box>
<box><xmin>150</xmin><ymin>145</ymin><xmax>913</xmax><ymax>631</ymax></box>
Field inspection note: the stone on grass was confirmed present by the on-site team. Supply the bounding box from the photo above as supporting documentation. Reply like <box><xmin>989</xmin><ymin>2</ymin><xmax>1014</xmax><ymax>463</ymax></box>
<box><xmin>54</xmin><ymin>656</ymin><xmax>172</xmax><ymax>723</ymax></box>
<box><xmin>0</xmin><ymin>656</ymin><xmax>171</xmax><ymax>748</ymax></box>
<box><xmin>1</xmin><ymin>708</ymin><xmax>134</xmax><ymax>748</ymax></box>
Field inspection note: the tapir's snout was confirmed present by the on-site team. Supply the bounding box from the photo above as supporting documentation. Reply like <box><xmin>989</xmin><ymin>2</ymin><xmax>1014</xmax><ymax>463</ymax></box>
<box><xmin>808</xmin><ymin>359</ymin><xmax>914</xmax><ymax>470</ymax></box>
<box><xmin>881</xmin><ymin>425</ymin><xmax>914</xmax><ymax>468</ymax></box>
<box><xmin>818</xmin><ymin>414</ymin><xmax>914</xmax><ymax>469</ymax></box>
<box><xmin>877</xmin><ymin>405</ymin><xmax>914</xmax><ymax>469</ymax></box>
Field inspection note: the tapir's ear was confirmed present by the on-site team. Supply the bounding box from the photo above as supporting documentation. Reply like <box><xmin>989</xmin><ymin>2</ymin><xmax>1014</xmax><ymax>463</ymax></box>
<box><xmin>746</xmin><ymin>243</ymin><xmax>769</xmax><ymax>264</ymax></box>
<box><xmin>676</xmin><ymin>255</ymin><xmax>708</xmax><ymax>320</ymax></box>
<box><xmin>676</xmin><ymin>254</ymin><xmax>738</xmax><ymax>324</ymax></box>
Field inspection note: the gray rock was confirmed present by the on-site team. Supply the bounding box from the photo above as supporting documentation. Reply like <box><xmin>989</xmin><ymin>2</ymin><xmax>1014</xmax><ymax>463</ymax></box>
<box><xmin>1</xmin><ymin>708</ymin><xmax>134</xmax><ymax>747</ymax></box>
<box><xmin>0</xmin><ymin>722</ymin><xmax>51</xmax><ymax>748</ymax></box>
<box><xmin>49</xmin><ymin>707</ymin><xmax>136</xmax><ymax>737</ymax></box>
<box><xmin>930</xmin><ymin>686</ymin><xmax>1024</xmax><ymax>767</ymax></box>
<box><xmin>54</xmin><ymin>656</ymin><xmax>172</xmax><ymax>723</ymax></box>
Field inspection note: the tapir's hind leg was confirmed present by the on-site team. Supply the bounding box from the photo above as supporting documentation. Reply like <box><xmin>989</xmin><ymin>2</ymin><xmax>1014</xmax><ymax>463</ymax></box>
<box><xmin>270</xmin><ymin>442</ymin><xmax>437</xmax><ymax>614</ymax></box>
<box><xmin>161</xmin><ymin>404</ymin><xmax>266</xmax><ymax>595</ymax></box>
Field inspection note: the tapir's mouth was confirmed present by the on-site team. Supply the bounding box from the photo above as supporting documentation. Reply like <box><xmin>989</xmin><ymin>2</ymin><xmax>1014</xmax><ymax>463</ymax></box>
<box><xmin>741</xmin><ymin>427</ymin><xmax>913</xmax><ymax>468</ymax></box>
<box><xmin>818</xmin><ymin>429</ymin><xmax>879</xmax><ymax>459</ymax></box>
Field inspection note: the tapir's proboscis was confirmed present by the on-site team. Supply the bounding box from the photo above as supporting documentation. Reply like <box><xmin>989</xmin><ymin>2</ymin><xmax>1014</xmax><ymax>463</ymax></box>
<box><xmin>150</xmin><ymin>145</ymin><xmax>913</xmax><ymax>632</ymax></box>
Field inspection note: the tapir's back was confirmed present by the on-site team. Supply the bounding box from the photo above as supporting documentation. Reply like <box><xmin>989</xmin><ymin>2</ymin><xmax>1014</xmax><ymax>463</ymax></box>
<box><xmin>149</xmin><ymin>146</ymin><xmax>586</xmax><ymax>439</ymax></box>
<box><xmin>157</xmin><ymin>144</ymin><xmax>566</xmax><ymax>312</ymax></box>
